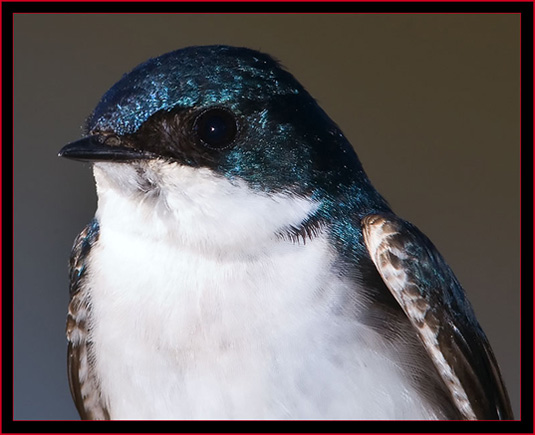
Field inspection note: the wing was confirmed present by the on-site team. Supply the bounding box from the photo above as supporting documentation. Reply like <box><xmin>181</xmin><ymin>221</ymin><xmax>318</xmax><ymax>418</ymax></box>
<box><xmin>361</xmin><ymin>214</ymin><xmax>513</xmax><ymax>420</ymax></box>
<box><xmin>66</xmin><ymin>219</ymin><xmax>110</xmax><ymax>420</ymax></box>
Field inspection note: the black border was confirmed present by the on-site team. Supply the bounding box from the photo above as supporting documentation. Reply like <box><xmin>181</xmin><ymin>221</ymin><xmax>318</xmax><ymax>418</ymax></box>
<box><xmin>4</xmin><ymin>2</ymin><xmax>533</xmax><ymax>434</ymax></box>
<box><xmin>1</xmin><ymin>1</ymin><xmax>535</xmax><ymax>13</ymax></box>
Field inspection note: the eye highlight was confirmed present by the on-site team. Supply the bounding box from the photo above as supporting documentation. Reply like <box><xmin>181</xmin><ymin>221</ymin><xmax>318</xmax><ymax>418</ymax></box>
<box><xmin>194</xmin><ymin>108</ymin><xmax>238</xmax><ymax>149</ymax></box>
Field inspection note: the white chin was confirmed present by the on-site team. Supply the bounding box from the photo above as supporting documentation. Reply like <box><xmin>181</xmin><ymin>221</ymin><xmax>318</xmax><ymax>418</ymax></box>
<box><xmin>92</xmin><ymin>160</ymin><xmax>319</xmax><ymax>253</ymax></box>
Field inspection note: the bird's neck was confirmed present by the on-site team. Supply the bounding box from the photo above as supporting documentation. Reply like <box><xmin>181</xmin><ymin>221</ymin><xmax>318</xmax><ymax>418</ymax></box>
<box><xmin>93</xmin><ymin>162</ymin><xmax>322</xmax><ymax>257</ymax></box>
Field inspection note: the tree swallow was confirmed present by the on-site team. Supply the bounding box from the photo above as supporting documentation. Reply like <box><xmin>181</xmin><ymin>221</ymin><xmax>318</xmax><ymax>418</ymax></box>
<box><xmin>59</xmin><ymin>45</ymin><xmax>513</xmax><ymax>420</ymax></box>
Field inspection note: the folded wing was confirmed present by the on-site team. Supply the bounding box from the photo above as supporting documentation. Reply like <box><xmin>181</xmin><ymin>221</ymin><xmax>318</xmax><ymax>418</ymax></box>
<box><xmin>362</xmin><ymin>214</ymin><xmax>513</xmax><ymax>420</ymax></box>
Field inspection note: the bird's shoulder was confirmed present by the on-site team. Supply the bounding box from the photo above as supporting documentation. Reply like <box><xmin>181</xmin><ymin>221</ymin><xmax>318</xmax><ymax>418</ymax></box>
<box><xmin>361</xmin><ymin>213</ymin><xmax>513</xmax><ymax>420</ymax></box>
<box><xmin>66</xmin><ymin>219</ymin><xmax>110</xmax><ymax>420</ymax></box>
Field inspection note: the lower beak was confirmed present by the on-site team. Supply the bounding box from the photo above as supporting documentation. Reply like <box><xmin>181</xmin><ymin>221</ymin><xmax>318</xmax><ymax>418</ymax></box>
<box><xmin>58</xmin><ymin>135</ymin><xmax>155</xmax><ymax>162</ymax></box>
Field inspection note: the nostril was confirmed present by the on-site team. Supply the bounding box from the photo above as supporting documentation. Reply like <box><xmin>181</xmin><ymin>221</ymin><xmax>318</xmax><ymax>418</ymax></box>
<box><xmin>102</xmin><ymin>135</ymin><xmax>122</xmax><ymax>147</ymax></box>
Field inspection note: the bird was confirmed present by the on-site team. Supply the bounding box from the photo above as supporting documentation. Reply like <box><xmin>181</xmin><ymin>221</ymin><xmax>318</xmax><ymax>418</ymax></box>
<box><xmin>59</xmin><ymin>45</ymin><xmax>513</xmax><ymax>420</ymax></box>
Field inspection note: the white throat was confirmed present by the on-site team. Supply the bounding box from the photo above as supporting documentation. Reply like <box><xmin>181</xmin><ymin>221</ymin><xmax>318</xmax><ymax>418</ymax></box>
<box><xmin>93</xmin><ymin>161</ymin><xmax>318</xmax><ymax>254</ymax></box>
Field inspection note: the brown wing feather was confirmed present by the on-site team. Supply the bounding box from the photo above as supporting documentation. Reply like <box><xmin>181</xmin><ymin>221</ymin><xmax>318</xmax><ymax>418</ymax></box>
<box><xmin>362</xmin><ymin>214</ymin><xmax>513</xmax><ymax>420</ymax></box>
<box><xmin>66</xmin><ymin>220</ymin><xmax>110</xmax><ymax>420</ymax></box>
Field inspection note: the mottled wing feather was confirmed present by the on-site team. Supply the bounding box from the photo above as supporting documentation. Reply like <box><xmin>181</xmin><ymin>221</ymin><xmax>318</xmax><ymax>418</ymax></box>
<box><xmin>66</xmin><ymin>219</ymin><xmax>110</xmax><ymax>420</ymax></box>
<box><xmin>362</xmin><ymin>214</ymin><xmax>513</xmax><ymax>420</ymax></box>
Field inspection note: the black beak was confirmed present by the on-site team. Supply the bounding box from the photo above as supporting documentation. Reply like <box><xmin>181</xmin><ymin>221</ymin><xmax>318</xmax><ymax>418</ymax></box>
<box><xmin>58</xmin><ymin>135</ymin><xmax>155</xmax><ymax>162</ymax></box>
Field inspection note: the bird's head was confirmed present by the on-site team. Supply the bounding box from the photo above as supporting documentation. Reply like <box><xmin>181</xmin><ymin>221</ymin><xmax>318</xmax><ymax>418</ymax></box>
<box><xmin>60</xmin><ymin>46</ymin><xmax>389</xmax><ymax>249</ymax></box>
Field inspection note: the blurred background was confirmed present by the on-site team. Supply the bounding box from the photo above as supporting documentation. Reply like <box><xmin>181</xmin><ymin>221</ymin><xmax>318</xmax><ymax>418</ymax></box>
<box><xmin>13</xmin><ymin>14</ymin><xmax>520</xmax><ymax>420</ymax></box>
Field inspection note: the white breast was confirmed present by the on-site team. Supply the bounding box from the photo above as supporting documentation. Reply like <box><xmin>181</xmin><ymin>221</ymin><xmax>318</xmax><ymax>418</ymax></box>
<box><xmin>86</xmin><ymin>161</ymin><xmax>439</xmax><ymax>420</ymax></box>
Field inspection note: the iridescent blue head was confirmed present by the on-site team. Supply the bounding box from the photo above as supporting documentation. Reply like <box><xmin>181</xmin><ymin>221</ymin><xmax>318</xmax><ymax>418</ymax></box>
<box><xmin>60</xmin><ymin>45</ymin><xmax>390</xmax><ymax>217</ymax></box>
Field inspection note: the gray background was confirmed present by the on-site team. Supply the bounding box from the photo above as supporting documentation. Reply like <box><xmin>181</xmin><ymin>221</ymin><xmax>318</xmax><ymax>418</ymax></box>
<box><xmin>14</xmin><ymin>14</ymin><xmax>520</xmax><ymax>420</ymax></box>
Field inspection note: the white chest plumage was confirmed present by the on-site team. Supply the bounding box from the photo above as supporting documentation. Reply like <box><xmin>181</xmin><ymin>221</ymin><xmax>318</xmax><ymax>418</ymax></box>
<box><xmin>85</xmin><ymin>162</ymin><xmax>439</xmax><ymax>420</ymax></box>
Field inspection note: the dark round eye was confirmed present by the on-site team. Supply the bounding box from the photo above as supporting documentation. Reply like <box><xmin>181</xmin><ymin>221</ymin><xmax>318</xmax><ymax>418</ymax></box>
<box><xmin>194</xmin><ymin>108</ymin><xmax>238</xmax><ymax>149</ymax></box>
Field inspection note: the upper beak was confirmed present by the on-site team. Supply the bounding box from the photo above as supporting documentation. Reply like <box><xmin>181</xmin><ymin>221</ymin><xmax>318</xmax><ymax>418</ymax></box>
<box><xmin>58</xmin><ymin>135</ymin><xmax>155</xmax><ymax>162</ymax></box>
